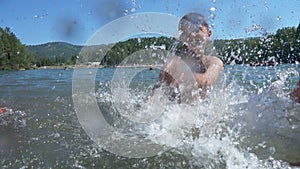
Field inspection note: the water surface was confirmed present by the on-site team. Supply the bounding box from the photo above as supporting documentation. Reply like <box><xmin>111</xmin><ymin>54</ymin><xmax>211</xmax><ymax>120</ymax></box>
<box><xmin>0</xmin><ymin>65</ymin><xmax>299</xmax><ymax>168</ymax></box>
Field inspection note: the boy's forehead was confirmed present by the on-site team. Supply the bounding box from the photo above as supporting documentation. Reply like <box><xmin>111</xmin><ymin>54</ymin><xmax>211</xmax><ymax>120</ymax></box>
<box><xmin>182</xmin><ymin>14</ymin><xmax>206</xmax><ymax>27</ymax></box>
<box><xmin>182</xmin><ymin>21</ymin><xmax>208</xmax><ymax>32</ymax></box>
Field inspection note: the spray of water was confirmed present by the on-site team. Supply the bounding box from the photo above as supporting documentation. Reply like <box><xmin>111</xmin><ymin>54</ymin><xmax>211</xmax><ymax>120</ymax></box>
<box><xmin>94</xmin><ymin>65</ymin><xmax>300</xmax><ymax>168</ymax></box>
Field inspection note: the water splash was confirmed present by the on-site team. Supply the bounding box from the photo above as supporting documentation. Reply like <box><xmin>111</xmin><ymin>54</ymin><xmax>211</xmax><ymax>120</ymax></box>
<box><xmin>0</xmin><ymin>108</ymin><xmax>26</xmax><ymax>129</ymax></box>
<box><xmin>95</xmin><ymin>66</ymin><xmax>300</xmax><ymax>167</ymax></box>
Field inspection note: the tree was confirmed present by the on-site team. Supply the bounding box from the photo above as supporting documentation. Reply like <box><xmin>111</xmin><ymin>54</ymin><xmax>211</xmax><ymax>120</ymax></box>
<box><xmin>0</xmin><ymin>27</ymin><xmax>34</xmax><ymax>70</ymax></box>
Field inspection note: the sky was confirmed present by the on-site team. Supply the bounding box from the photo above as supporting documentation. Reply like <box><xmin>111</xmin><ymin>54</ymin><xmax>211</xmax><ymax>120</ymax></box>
<box><xmin>0</xmin><ymin>0</ymin><xmax>299</xmax><ymax>45</ymax></box>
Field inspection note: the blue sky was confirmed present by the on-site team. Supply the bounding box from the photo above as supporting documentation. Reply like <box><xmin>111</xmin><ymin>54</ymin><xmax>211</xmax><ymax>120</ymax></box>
<box><xmin>0</xmin><ymin>0</ymin><xmax>299</xmax><ymax>45</ymax></box>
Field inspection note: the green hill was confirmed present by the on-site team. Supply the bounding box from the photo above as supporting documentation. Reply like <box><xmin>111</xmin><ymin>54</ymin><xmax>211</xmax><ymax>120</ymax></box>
<box><xmin>25</xmin><ymin>23</ymin><xmax>300</xmax><ymax>67</ymax></box>
<box><xmin>27</xmin><ymin>42</ymin><xmax>82</xmax><ymax>60</ymax></box>
<box><xmin>27</xmin><ymin>42</ymin><xmax>82</xmax><ymax>66</ymax></box>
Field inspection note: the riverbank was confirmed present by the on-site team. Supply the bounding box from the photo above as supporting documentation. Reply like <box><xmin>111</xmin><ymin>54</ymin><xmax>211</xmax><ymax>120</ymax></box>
<box><xmin>36</xmin><ymin>65</ymin><xmax>103</xmax><ymax>69</ymax></box>
<box><xmin>35</xmin><ymin>64</ymin><xmax>162</xmax><ymax>70</ymax></box>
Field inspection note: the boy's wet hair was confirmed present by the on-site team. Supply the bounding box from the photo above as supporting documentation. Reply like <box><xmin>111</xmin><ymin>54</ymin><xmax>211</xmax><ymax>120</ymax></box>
<box><xmin>179</xmin><ymin>13</ymin><xmax>209</xmax><ymax>34</ymax></box>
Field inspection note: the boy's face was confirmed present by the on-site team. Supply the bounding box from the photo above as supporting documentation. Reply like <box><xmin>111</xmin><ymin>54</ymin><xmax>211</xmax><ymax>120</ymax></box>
<box><xmin>189</xmin><ymin>26</ymin><xmax>212</xmax><ymax>45</ymax></box>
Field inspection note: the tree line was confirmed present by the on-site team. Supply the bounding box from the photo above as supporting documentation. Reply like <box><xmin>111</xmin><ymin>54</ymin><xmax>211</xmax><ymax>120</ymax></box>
<box><xmin>0</xmin><ymin>27</ymin><xmax>34</xmax><ymax>70</ymax></box>
<box><xmin>95</xmin><ymin>23</ymin><xmax>300</xmax><ymax>67</ymax></box>
<box><xmin>0</xmin><ymin>23</ymin><xmax>299</xmax><ymax>70</ymax></box>
<box><xmin>27</xmin><ymin>42</ymin><xmax>81</xmax><ymax>67</ymax></box>
<box><xmin>215</xmin><ymin>23</ymin><xmax>300</xmax><ymax>65</ymax></box>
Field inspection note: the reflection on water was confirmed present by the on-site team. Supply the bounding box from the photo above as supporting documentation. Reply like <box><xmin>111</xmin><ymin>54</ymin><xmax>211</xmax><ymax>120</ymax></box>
<box><xmin>0</xmin><ymin>65</ymin><xmax>299</xmax><ymax>168</ymax></box>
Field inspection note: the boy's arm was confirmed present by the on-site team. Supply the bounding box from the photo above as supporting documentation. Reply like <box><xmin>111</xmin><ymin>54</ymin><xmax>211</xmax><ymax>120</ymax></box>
<box><xmin>193</xmin><ymin>56</ymin><xmax>223</xmax><ymax>87</ymax></box>
<box><xmin>290</xmin><ymin>80</ymin><xmax>300</xmax><ymax>103</ymax></box>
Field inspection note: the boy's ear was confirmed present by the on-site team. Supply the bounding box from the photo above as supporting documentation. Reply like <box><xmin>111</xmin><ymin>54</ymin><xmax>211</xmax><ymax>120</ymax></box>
<box><xmin>208</xmin><ymin>30</ymin><xmax>212</xmax><ymax>37</ymax></box>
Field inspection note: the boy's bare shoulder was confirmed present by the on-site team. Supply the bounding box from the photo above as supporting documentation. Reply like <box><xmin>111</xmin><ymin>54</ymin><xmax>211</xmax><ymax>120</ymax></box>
<box><xmin>206</xmin><ymin>55</ymin><xmax>224</xmax><ymax>66</ymax></box>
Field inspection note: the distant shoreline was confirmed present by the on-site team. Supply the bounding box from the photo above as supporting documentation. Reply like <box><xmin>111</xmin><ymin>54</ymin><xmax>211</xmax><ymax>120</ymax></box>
<box><xmin>36</xmin><ymin>65</ymin><xmax>103</xmax><ymax>69</ymax></box>
<box><xmin>36</xmin><ymin>66</ymin><xmax>72</xmax><ymax>69</ymax></box>
<box><xmin>35</xmin><ymin>64</ymin><xmax>161</xmax><ymax>70</ymax></box>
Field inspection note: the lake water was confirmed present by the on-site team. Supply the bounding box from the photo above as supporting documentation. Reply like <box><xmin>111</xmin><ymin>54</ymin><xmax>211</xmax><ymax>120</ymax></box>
<box><xmin>0</xmin><ymin>64</ymin><xmax>300</xmax><ymax>168</ymax></box>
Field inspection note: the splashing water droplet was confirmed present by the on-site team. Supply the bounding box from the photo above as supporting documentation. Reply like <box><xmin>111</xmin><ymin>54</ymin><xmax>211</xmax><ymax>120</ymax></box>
<box><xmin>211</xmin><ymin>14</ymin><xmax>216</xmax><ymax>19</ymax></box>
<box><xmin>131</xmin><ymin>0</ymin><xmax>136</xmax><ymax>6</ymax></box>
<box><xmin>124</xmin><ymin>9</ymin><xmax>129</xmax><ymax>15</ymax></box>
<box><xmin>276</xmin><ymin>16</ymin><xmax>282</xmax><ymax>21</ymax></box>
<box><xmin>269</xmin><ymin>147</ymin><xmax>276</xmax><ymax>154</ymax></box>
<box><xmin>210</xmin><ymin>7</ymin><xmax>216</xmax><ymax>12</ymax></box>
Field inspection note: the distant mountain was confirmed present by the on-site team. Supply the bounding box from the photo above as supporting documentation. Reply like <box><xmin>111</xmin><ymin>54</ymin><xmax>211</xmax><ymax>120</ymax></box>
<box><xmin>26</xmin><ymin>23</ymin><xmax>300</xmax><ymax>67</ymax></box>
<box><xmin>27</xmin><ymin>42</ymin><xmax>82</xmax><ymax>60</ymax></box>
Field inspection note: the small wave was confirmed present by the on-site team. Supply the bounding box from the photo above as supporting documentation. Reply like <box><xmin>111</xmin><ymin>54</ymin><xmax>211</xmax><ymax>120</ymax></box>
<box><xmin>0</xmin><ymin>107</ymin><xmax>26</xmax><ymax>129</ymax></box>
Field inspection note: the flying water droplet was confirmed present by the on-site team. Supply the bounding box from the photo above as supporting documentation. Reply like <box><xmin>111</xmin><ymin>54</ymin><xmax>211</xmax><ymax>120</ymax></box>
<box><xmin>269</xmin><ymin>147</ymin><xmax>276</xmax><ymax>154</ymax></box>
<box><xmin>210</xmin><ymin>7</ymin><xmax>216</xmax><ymax>12</ymax></box>
<box><xmin>276</xmin><ymin>16</ymin><xmax>282</xmax><ymax>21</ymax></box>
<box><xmin>131</xmin><ymin>8</ymin><xmax>136</xmax><ymax>13</ymax></box>
<box><xmin>211</xmin><ymin>14</ymin><xmax>216</xmax><ymax>19</ymax></box>
<box><xmin>124</xmin><ymin>9</ymin><xmax>129</xmax><ymax>15</ymax></box>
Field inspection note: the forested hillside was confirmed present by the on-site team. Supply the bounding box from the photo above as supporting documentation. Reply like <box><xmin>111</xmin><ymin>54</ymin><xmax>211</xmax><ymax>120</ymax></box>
<box><xmin>27</xmin><ymin>42</ymin><xmax>81</xmax><ymax>66</ymax></box>
<box><xmin>215</xmin><ymin>23</ymin><xmax>300</xmax><ymax>65</ymax></box>
<box><xmin>80</xmin><ymin>23</ymin><xmax>300</xmax><ymax>66</ymax></box>
<box><xmin>0</xmin><ymin>27</ymin><xmax>34</xmax><ymax>70</ymax></box>
<box><xmin>1</xmin><ymin>23</ymin><xmax>299</xmax><ymax>70</ymax></box>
